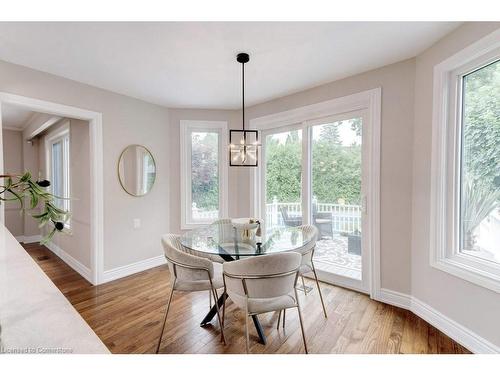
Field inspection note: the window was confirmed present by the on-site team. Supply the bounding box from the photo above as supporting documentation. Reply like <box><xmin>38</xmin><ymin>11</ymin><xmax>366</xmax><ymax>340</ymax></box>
<box><xmin>46</xmin><ymin>122</ymin><xmax>71</xmax><ymax>226</ymax></box>
<box><xmin>460</xmin><ymin>60</ymin><xmax>500</xmax><ymax>264</ymax></box>
<box><xmin>431</xmin><ymin>30</ymin><xmax>500</xmax><ymax>292</ymax></box>
<box><xmin>180</xmin><ymin>121</ymin><xmax>228</xmax><ymax>228</ymax></box>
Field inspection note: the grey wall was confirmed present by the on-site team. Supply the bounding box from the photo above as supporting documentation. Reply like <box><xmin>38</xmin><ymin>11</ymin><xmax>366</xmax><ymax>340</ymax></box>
<box><xmin>2</xmin><ymin>129</ymin><xmax>24</xmax><ymax>236</ymax></box>
<box><xmin>0</xmin><ymin>59</ymin><xmax>170</xmax><ymax>271</ymax></box>
<box><xmin>242</xmin><ymin>59</ymin><xmax>416</xmax><ymax>294</ymax></box>
<box><xmin>411</xmin><ymin>22</ymin><xmax>500</xmax><ymax>347</ymax></box>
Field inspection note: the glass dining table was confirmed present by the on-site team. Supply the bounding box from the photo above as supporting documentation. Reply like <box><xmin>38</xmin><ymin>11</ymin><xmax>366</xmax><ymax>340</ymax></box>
<box><xmin>180</xmin><ymin>223</ymin><xmax>314</xmax><ymax>345</ymax></box>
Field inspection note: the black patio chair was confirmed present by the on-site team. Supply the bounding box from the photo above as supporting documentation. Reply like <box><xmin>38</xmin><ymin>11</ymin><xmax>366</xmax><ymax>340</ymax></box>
<box><xmin>312</xmin><ymin>202</ymin><xmax>333</xmax><ymax>239</ymax></box>
<box><xmin>279</xmin><ymin>206</ymin><xmax>302</xmax><ymax>227</ymax></box>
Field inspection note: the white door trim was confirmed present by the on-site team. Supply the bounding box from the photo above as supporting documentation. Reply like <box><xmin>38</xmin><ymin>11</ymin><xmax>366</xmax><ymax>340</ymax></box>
<box><xmin>249</xmin><ymin>88</ymin><xmax>381</xmax><ymax>297</ymax></box>
<box><xmin>0</xmin><ymin>92</ymin><xmax>104</xmax><ymax>285</ymax></box>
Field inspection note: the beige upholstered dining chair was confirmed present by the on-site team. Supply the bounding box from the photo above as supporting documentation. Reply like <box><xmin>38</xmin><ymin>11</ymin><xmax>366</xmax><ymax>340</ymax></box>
<box><xmin>291</xmin><ymin>225</ymin><xmax>327</xmax><ymax>318</ymax></box>
<box><xmin>211</xmin><ymin>218</ymin><xmax>234</xmax><ymax>255</ymax></box>
<box><xmin>156</xmin><ymin>234</ymin><xmax>225</xmax><ymax>353</ymax></box>
<box><xmin>223</xmin><ymin>252</ymin><xmax>308</xmax><ymax>354</ymax></box>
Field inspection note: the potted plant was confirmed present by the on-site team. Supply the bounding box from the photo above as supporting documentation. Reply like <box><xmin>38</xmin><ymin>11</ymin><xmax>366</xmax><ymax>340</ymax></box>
<box><xmin>0</xmin><ymin>172</ymin><xmax>70</xmax><ymax>244</ymax></box>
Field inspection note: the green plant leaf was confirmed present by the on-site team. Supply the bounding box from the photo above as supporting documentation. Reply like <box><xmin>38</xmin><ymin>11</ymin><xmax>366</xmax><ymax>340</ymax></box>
<box><xmin>32</xmin><ymin>212</ymin><xmax>49</xmax><ymax>219</ymax></box>
<box><xmin>29</xmin><ymin>190</ymin><xmax>39</xmax><ymax>209</ymax></box>
<box><xmin>6</xmin><ymin>188</ymin><xmax>24</xmax><ymax>209</ymax></box>
<box><xmin>19</xmin><ymin>172</ymin><xmax>31</xmax><ymax>182</ymax></box>
<box><xmin>40</xmin><ymin>228</ymin><xmax>57</xmax><ymax>245</ymax></box>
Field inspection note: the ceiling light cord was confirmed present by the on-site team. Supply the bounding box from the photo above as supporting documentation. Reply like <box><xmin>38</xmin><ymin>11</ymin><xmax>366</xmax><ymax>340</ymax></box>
<box><xmin>242</xmin><ymin>59</ymin><xmax>245</xmax><ymax>135</ymax></box>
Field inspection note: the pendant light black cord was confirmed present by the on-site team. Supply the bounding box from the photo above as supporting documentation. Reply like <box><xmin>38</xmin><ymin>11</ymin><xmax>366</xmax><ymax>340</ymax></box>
<box><xmin>242</xmin><ymin>60</ymin><xmax>245</xmax><ymax>133</ymax></box>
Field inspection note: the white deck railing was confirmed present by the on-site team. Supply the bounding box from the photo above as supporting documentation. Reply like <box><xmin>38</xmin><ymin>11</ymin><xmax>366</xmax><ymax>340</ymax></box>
<box><xmin>192</xmin><ymin>203</ymin><xmax>219</xmax><ymax>220</ymax></box>
<box><xmin>265</xmin><ymin>198</ymin><xmax>361</xmax><ymax>234</ymax></box>
<box><xmin>192</xmin><ymin>199</ymin><xmax>362</xmax><ymax>234</ymax></box>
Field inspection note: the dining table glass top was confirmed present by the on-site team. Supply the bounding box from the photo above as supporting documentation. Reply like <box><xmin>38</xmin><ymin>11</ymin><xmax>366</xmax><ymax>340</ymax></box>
<box><xmin>180</xmin><ymin>223</ymin><xmax>313</xmax><ymax>258</ymax></box>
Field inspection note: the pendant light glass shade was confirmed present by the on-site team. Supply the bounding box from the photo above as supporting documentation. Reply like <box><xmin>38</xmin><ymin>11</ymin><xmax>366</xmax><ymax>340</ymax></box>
<box><xmin>229</xmin><ymin>129</ymin><xmax>259</xmax><ymax>167</ymax></box>
<box><xmin>229</xmin><ymin>52</ymin><xmax>260</xmax><ymax>167</ymax></box>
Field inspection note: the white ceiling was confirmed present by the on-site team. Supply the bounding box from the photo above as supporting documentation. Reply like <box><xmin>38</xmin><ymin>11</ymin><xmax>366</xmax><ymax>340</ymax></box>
<box><xmin>1</xmin><ymin>103</ymin><xmax>35</xmax><ymax>130</ymax></box>
<box><xmin>0</xmin><ymin>22</ymin><xmax>460</xmax><ymax>109</ymax></box>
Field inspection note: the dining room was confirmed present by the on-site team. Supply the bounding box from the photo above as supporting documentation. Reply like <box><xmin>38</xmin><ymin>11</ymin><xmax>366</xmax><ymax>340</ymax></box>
<box><xmin>0</xmin><ymin>8</ymin><xmax>499</xmax><ymax>372</ymax></box>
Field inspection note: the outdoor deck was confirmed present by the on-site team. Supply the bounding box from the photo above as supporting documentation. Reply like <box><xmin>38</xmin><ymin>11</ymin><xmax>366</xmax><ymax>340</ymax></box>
<box><xmin>314</xmin><ymin>235</ymin><xmax>362</xmax><ymax>280</ymax></box>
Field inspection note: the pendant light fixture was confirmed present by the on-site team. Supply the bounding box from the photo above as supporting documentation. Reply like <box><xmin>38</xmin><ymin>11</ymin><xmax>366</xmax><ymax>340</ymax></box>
<box><xmin>229</xmin><ymin>52</ymin><xmax>260</xmax><ymax>167</ymax></box>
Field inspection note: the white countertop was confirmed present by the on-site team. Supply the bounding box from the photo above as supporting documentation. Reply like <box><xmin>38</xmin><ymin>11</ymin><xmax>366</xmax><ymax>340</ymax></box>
<box><xmin>0</xmin><ymin>224</ymin><xmax>109</xmax><ymax>354</ymax></box>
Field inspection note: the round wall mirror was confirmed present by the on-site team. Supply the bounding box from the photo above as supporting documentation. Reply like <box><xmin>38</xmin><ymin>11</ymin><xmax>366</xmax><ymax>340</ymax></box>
<box><xmin>118</xmin><ymin>145</ymin><xmax>156</xmax><ymax>197</ymax></box>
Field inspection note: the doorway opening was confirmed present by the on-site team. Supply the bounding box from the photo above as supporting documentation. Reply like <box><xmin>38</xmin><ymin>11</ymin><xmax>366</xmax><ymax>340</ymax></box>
<box><xmin>0</xmin><ymin>92</ymin><xmax>104</xmax><ymax>285</ymax></box>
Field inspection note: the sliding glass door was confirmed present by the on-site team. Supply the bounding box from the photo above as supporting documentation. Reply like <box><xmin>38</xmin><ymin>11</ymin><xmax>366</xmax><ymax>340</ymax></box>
<box><xmin>261</xmin><ymin>112</ymin><xmax>369</xmax><ymax>292</ymax></box>
<box><xmin>264</xmin><ymin>128</ymin><xmax>303</xmax><ymax>232</ymax></box>
<box><xmin>310</xmin><ymin>116</ymin><xmax>365</xmax><ymax>286</ymax></box>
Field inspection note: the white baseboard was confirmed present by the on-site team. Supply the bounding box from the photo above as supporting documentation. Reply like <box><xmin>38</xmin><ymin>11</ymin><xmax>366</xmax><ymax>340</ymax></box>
<box><xmin>45</xmin><ymin>241</ymin><xmax>93</xmax><ymax>284</ymax></box>
<box><xmin>377</xmin><ymin>288</ymin><xmax>412</xmax><ymax>309</ymax></box>
<box><xmin>20</xmin><ymin>232</ymin><xmax>165</xmax><ymax>285</ymax></box>
<box><xmin>101</xmin><ymin>255</ymin><xmax>166</xmax><ymax>284</ymax></box>
<box><xmin>375</xmin><ymin>288</ymin><xmax>500</xmax><ymax>353</ymax></box>
<box><xmin>16</xmin><ymin>235</ymin><xmax>42</xmax><ymax>244</ymax></box>
<box><xmin>411</xmin><ymin>297</ymin><xmax>500</xmax><ymax>354</ymax></box>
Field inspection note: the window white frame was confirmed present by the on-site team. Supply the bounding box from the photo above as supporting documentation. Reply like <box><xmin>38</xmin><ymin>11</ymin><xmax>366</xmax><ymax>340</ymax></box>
<box><xmin>45</xmin><ymin>120</ymin><xmax>71</xmax><ymax>231</ymax></box>
<box><xmin>430</xmin><ymin>29</ymin><xmax>500</xmax><ymax>293</ymax></box>
<box><xmin>250</xmin><ymin>88</ymin><xmax>381</xmax><ymax>296</ymax></box>
<box><xmin>180</xmin><ymin>120</ymin><xmax>228</xmax><ymax>229</ymax></box>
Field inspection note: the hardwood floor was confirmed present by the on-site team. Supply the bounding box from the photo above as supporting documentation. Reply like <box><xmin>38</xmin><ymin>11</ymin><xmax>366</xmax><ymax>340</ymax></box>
<box><xmin>22</xmin><ymin>243</ymin><xmax>470</xmax><ymax>354</ymax></box>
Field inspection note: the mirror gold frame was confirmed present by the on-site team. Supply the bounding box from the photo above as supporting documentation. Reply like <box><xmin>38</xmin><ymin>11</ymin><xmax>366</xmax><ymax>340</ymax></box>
<box><xmin>117</xmin><ymin>144</ymin><xmax>157</xmax><ymax>197</ymax></box>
